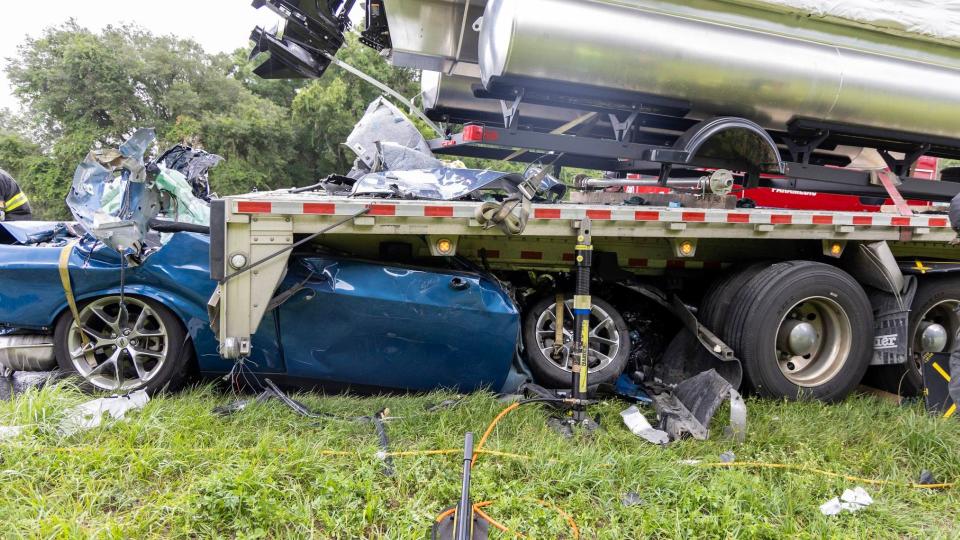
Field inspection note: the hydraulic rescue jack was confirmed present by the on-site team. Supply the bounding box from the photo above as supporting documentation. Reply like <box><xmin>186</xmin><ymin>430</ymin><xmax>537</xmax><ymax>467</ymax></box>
<box><xmin>547</xmin><ymin>217</ymin><xmax>600</xmax><ymax>436</ymax></box>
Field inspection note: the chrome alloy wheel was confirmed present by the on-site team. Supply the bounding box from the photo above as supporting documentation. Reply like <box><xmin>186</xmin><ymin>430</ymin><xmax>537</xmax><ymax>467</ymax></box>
<box><xmin>533</xmin><ymin>299</ymin><xmax>622</xmax><ymax>374</ymax></box>
<box><xmin>66</xmin><ymin>296</ymin><xmax>169</xmax><ymax>391</ymax></box>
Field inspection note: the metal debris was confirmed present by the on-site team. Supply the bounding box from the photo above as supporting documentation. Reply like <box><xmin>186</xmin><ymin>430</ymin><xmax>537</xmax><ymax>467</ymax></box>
<box><xmin>620</xmin><ymin>405</ymin><xmax>669</xmax><ymax>445</ymax></box>
<box><xmin>820</xmin><ymin>487</ymin><xmax>873</xmax><ymax>516</ymax></box>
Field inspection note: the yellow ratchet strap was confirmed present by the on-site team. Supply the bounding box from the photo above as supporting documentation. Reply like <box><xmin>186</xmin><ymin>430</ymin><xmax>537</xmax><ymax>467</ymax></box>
<box><xmin>58</xmin><ymin>240</ymin><xmax>95</xmax><ymax>367</ymax></box>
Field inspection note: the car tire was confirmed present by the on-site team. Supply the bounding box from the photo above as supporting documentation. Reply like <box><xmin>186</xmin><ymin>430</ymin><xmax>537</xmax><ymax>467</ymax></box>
<box><xmin>876</xmin><ymin>277</ymin><xmax>960</xmax><ymax>396</ymax></box>
<box><xmin>523</xmin><ymin>295</ymin><xmax>630</xmax><ymax>388</ymax></box>
<box><xmin>54</xmin><ymin>295</ymin><xmax>190</xmax><ymax>394</ymax></box>
<box><xmin>725</xmin><ymin>261</ymin><xmax>874</xmax><ymax>402</ymax></box>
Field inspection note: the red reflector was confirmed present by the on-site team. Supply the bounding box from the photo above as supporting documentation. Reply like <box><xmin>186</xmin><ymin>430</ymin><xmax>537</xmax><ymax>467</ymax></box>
<box><xmin>891</xmin><ymin>217</ymin><xmax>911</xmax><ymax>227</ymax></box>
<box><xmin>462</xmin><ymin>125</ymin><xmax>485</xmax><ymax>142</ymax></box>
<box><xmin>704</xmin><ymin>261</ymin><xmax>722</xmax><ymax>270</ymax></box>
<box><xmin>586</xmin><ymin>209</ymin><xmax>611</xmax><ymax>220</ymax></box>
<box><xmin>424</xmin><ymin>206</ymin><xmax>453</xmax><ymax>217</ymax></box>
<box><xmin>367</xmin><ymin>204</ymin><xmax>396</xmax><ymax>216</ymax></box>
<box><xmin>520</xmin><ymin>251</ymin><xmax>543</xmax><ymax>260</ymax></box>
<box><xmin>628</xmin><ymin>258</ymin><xmax>648</xmax><ymax>267</ymax></box>
<box><xmin>480</xmin><ymin>249</ymin><xmax>500</xmax><ymax>258</ymax></box>
<box><xmin>634</xmin><ymin>211</ymin><xmax>659</xmax><ymax>221</ymax></box>
<box><xmin>853</xmin><ymin>216</ymin><xmax>872</xmax><ymax>226</ymax></box>
<box><xmin>534</xmin><ymin>208</ymin><xmax>562</xmax><ymax>219</ymax></box>
<box><xmin>303</xmin><ymin>203</ymin><xmax>335</xmax><ymax>215</ymax></box>
<box><xmin>812</xmin><ymin>215</ymin><xmax>833</xmax><ymax>225</ymax></box>
<box><xmin>770</xmin><ymin>214</ymin><xmax>792</xmax><ymax>225</ymax></box>
<box><xmin>726</xmin><ymin>213</ymin><xmax>749</xmax><ymax>223</ymax></box>
<box><xmin>666</xmin><ymin>260</ymin><xmax>686</xmax><ymax>269</ymax></box>
<box><xmin>562</xmin><ymin>252</ymin><xmax>575</xmax><ymax>262</ymax></box>
<box><xmin>682</xmin><ymin>212</ymin><xmax>705</xmax><ymax>222</ymax></box>
<box><xmin>237</xmin><ymin>201</ymin><xmax>272</xmax><ymax>213</ymax></box>
<box><xmin>930</xmin><ymin>218</ymin><xmax>949</xmax><ymax>227</ymax></box>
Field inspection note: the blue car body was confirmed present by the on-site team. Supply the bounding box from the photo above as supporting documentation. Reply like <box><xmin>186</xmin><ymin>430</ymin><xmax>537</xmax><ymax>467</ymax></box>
<box><xmin>0</xmin><ymin>227</ymin><xmax>520</xmax><ymax>392</ymax></box>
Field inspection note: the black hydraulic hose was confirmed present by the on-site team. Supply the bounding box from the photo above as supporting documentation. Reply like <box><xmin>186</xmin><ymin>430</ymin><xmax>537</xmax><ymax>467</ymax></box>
<box><xmin>220</xmin><ymin>208</ymin><xmax>370</xmax><ymax>283</ymax></box>
<box><xmin>455</xmin><ymin>432</ymin><xmax>474</xmax><ymax>540</ymax></box>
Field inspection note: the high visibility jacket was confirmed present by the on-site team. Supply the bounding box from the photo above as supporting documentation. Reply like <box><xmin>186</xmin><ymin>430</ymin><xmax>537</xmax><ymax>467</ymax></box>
<box><xmin>0</xmin><ymin>168</ymin><xmax>32</xmax><ymax>221</ymax></box>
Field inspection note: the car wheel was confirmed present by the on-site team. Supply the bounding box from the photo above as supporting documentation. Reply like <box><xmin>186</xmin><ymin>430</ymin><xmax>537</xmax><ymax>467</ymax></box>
<box><xmin>877</xmin><ymin>277</ymin><xmax>960</xmax><ymax>395</ymax></box>
<box><xmin>54</xmin><ymin>296</ymin><xmax>189</xmax><ymax>394</ymax></box>
<box><xmin>725</xmin><ymin>261</ymin><xmax>874</xmax><ymax>402</ymax></box>
<box><xmin>523</xmin><ymin>295</ymin><xmax>630</xmax><ymax>388</ymax></box>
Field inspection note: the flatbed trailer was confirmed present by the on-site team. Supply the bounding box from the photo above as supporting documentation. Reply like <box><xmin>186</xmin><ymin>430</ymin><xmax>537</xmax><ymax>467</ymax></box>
<box><xmin>215</xmin><ymin>0</ymin><xmax>960</xmax><ymax>402</ymax></box>
<box><xmin>211</xmin><ymin>188</ymin><xmax>959</xmax><ymax>401</ymax></box>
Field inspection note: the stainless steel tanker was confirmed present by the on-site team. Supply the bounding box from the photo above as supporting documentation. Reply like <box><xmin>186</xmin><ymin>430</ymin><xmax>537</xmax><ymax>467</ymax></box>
<box><xmin>467</xmin><ymin>0</ymin><xmax>960</xmax><ymax>140</ymax></box>
<box><xmin>422</xmin><ymin>70</ymin><xmax>591</xmax><ymax>126</ymax></box>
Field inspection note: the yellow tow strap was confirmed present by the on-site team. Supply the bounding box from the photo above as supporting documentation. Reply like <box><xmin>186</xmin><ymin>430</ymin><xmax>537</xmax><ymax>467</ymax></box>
<box><xmin>58</xmin><ymin>240</ymin><xmax>95</xmax><ymax>367</ymax></box>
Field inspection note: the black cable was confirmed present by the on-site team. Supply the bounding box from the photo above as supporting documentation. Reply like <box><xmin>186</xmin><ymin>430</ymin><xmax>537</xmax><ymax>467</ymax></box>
<box><xmin>220</xmin><ymin>208</ymin><xmax>370</xmax><ymax>283</ymax></box>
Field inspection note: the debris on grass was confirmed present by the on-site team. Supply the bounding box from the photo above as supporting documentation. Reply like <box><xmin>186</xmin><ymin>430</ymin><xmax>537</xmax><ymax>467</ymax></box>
<box><xmin>620</xmin><ymin>405</ymin><xmax>669</xmax><ymax>445</ymax></box>
<box><xmin>621</xmin><ymin>491</ymin><xmax>644</xmax><ymax>507</ymax></box>
<box><xmin>0</xmin><ymin>425</ymin><xmax>23</xmax><ymax>440</ymax></box>
<box><xmin>820</xmin><ymin>487</ymin><xmax>873</xmax><ymax>516</ymax></box>
<box><xmin>719</xmin><ymin>451</ymin><xmax>736</xmax><ymax>463</ymax></box>
<box><xmin>59</xmin><ymin>389</ymin><xmax>150</xmax><ymax>435</ymax></box>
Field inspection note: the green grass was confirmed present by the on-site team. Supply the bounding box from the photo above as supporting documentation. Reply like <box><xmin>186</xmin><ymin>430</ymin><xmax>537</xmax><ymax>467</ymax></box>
<box><xmin>0</xmin><ymin>383</ymin><xmax>958</xmax><ymax>539</ymax></box>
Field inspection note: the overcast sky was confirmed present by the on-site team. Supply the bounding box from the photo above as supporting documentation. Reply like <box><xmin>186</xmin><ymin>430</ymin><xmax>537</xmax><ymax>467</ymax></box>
<box><xmin>0</xmin><ymin>0</ymin><xmax>357</xmax><ymax>111</ymax></box>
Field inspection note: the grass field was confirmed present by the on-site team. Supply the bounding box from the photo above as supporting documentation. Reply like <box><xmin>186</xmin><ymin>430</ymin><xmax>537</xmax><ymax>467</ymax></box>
<box><xmin>0</xmin><ymin>383</ymin><xmax>958</xmax><ymax>539</ymax></box>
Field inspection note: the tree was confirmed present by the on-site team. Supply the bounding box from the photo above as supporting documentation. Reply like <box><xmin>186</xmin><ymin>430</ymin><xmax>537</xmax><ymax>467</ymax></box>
<box><xmin>3</xmin><ymin>22</ymin><xmax>422</xmax><ymax>218</ymax></box>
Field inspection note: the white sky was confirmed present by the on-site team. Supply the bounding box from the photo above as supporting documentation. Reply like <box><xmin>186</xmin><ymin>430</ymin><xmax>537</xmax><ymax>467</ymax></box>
<box><xmin>0</xmin><ymin>1</ymin><xmax>360</xmax><ymax>112</ymax></box>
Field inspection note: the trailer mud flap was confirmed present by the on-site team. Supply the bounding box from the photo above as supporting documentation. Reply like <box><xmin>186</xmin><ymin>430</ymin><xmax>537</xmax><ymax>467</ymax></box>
<box><xmin>922</xmin><ymin>352</ymin><xmax>959</xmax><ymax>418</ymax></box>
<box><xmin>869</xmin><ymin>277</ymin><xmax>917</xmax><ymax>366</ymax></box>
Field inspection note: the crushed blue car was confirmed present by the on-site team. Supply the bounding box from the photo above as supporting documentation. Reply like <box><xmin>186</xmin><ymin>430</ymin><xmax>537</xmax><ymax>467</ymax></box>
<box><xmin>0</xmin><ymin>123</ymin><xmax>531</xmax><ymax>394</ymax></box>
<box><xmin>0</xmin><ymin>224</ymin><xmax>521</xmax><ymax>394</ymax></box>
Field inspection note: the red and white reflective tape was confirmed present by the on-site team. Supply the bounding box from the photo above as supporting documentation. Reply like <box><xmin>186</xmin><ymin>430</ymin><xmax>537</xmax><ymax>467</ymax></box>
<box><xmin>232</xmin><ymin>199</ymin><xmax>951</xmax><ymax>229</ymax></box>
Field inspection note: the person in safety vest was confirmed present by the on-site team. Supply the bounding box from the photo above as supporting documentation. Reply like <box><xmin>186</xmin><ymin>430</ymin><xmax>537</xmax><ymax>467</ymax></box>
<box><xmin>0</xmin><ymin>168</ymin><xmax>32</xmax><ymax>221</ymax></box>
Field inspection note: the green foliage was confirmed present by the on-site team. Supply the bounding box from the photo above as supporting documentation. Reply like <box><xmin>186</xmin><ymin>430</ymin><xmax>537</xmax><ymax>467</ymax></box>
<box><xmin>1</xmin><ymin>23</ymin><xmax>422</xmax><ymax>218</ymax></box>
<box><xmin>1</xmin><ymin>384</ymin><xmax>959</xmax><ymax>538</ymax></box>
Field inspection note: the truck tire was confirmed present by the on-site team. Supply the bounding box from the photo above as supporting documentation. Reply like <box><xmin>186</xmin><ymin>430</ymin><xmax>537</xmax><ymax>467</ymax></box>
<box><xmin>54</xmin><ymin>295</ymin><xmax>190</xmax><ymax>394</ymax></box>
<box><xmin>879</xmin><ymin>277</ymin><xmax>960</xmax><ymax>395</ymax></box>
<box><xmin>725</xmin><ymin>261</ymin><xmax>873</xmax><ymax>402</ymax></box>
<box><xmin>523</xmin><ymin>295</ymin><xmax>630</xmax><ymax>388</ymax></box>
<box><xmin>700</xmin><ymin>263</ymin><xmax>768</xmax><ymax>332</ymax></box>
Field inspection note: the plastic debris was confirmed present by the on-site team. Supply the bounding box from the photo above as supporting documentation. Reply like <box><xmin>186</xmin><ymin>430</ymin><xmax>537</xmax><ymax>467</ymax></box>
<box><xmin>820</xmin><ymin>487</ymin><xmax>873</xmax><ymax>516</ymax></box>
<box><xmin>621</xmin><ymin>492</ymin><xmax>644</xmax><ymax>507</ymax></box>
<box><xmin>719</xmin><ymin>451</ymin><xmax>736</xmax><ymax>463</ymax></box>
<box><xmin>59</xmin><ymin>390</ymin><xmax>150</xmax><ymax>435</ymax></box>
<box><xmin>919</xmin><ymin>470</ymin><xmax>938</xmax><ymax>485</ymax></box>
<box><xmin>621</xmin><ymin>405</ymin><xmax>669</xmax><ymax>445</ymax></box>
<box><xmin>0</xmin><ymin>426</ymin><xmax>23</xmax><ymax>440</ymax></box>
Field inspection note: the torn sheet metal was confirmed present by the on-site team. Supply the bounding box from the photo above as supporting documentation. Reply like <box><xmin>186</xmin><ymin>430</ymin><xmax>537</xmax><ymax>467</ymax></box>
<box><xmin>346</xmin><ymin>97</ymin><xmax>438</xmax><ymax>173</ymax></box>
<box><xmin>651</xmin><ymin>369</ymin><xmax>747</xmax><ymax>442</ymax></box>
<box><xmin>59</xmin><ymin>389</ymin><xmax>149</xmax><ymax>435</ymax></box>
<box><xmin>353</xmin><ymin>168</ymin><xmax>525</xmax><ymax>200</ymax></box>
<box><xmin>155</xmin><ymin>144</ymin><xmax>222</xmax><ymax>201</ymax></box>
<box><xmin>621</xmin><ymin>405</ymin><xmax>669</xmax><ymax>445</ymax></box>
<box><xmin>0</xmin><ymin>222</ymin><xmax>81</xmax><ymax>246</ymax></box>
<box><xmin>66</xmin><ymin>128</ymin><xmax>159</xmax><ymax>254</ymax></box>
<box><xmin>353</xmin><ymin>167</ymin><xmax>568</xmax><ymax>201</ymax></box>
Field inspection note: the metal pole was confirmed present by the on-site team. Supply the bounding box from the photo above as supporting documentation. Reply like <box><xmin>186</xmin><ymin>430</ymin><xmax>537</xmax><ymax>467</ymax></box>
<box><xmin>571</xmin><ymin>218</ymin><xmax>593</xmax><ymax>423</ymax></box>
<box><xmin>455</xmin><ymin>432</ymin><xmax>474</xmax><ymax>540</ymax></box>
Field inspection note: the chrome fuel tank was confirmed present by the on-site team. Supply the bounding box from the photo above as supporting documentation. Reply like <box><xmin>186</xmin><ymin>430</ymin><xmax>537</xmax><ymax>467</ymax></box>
<box><xmin>478</xmin><ymin>0</ymin><xmax>960</xmax><ymax>139</ymax></box>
